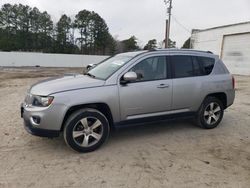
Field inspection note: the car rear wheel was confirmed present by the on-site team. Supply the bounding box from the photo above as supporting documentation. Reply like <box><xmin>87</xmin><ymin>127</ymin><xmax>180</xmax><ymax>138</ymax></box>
<box><xmin>195</xmin><ymin>97</ymin><xmax>224</xmax><ymax>129</ymax></box>
<box><xmin>63</xmin><ymin>108</ymin><xmax>110</xmax><ymax>152</ymax></box>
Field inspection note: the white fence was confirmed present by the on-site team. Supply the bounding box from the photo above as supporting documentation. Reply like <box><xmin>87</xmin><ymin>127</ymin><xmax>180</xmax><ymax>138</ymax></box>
<box><xmin>0</xmin><ymin>52</ymin><xmax>109</xmax><ymax>67</ymax></box>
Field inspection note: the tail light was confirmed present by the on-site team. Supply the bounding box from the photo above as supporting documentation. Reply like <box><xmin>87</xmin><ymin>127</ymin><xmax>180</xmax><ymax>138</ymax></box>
<box><xmin>232</xmin><ymin>76</ymin><xmax>235</xmax><ymax>89</ymax></box>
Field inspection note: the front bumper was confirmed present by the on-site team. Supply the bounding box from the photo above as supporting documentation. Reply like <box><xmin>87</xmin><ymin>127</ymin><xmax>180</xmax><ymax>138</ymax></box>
<box><xmin>23</xmin><ymin>118</ymin><xmax>60</xmax><ymax>138</ymax></box>
<box><xmin>21</xmin><ymin>103</ymin><xmax>63</xmax><ymax>138</ymax></box>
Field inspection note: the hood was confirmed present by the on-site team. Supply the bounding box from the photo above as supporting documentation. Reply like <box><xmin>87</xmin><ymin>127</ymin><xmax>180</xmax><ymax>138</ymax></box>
<box><xmin>30</xmin><ymin>74</ymin><xmax>105</xmax><ymax>96</ymax></box>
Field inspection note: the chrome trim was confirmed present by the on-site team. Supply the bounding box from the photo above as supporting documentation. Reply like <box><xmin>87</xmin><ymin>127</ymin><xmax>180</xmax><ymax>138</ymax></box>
<box><xmin>126</xmin><ymin>109</ymin><xmax>190</xmax><ymax>120</ymax></box>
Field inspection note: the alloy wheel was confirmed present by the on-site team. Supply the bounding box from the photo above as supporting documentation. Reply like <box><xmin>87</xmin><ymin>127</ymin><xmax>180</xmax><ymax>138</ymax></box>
<box><xmin>72</xmin><ymin>117</ymin><xmax>103</xmax><ymax>147</ymax></box>
<box><xmin>204</xmin><ymin>102</ymin><xmax>221</xmax><ymax>125</ymax></box>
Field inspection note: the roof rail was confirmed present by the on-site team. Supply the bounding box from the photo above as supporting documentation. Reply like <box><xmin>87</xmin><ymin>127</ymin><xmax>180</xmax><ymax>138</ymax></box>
<box><xmin>148</xmin><ymin>48</ymin><xmax>214</xmax><ymax>54</ymax></box>
<box><xmin>148</xmin><ymin>48</ymin><xmax>157</xmax><ymax>52</ymax></box>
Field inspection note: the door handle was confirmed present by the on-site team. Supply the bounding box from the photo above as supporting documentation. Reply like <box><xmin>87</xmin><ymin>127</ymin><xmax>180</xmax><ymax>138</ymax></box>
<box><xmin>157</xmin><ymin>84</ymin><xmax>169</xmax><ymax>88</ymax></box>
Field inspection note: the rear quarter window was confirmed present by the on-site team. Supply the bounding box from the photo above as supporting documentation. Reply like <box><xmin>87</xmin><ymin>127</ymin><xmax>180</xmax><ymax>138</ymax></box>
<box><xmin>196</xmin><ymin>56</ymin><xmax>215</xmax><ymax>75</ymax></box>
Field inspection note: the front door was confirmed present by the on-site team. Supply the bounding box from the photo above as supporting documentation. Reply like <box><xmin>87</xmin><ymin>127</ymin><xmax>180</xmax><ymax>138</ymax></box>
<box><xmin>119</xmin><ymin>56</ymin><xmax>172</xmax><ymax>120</ymax></box>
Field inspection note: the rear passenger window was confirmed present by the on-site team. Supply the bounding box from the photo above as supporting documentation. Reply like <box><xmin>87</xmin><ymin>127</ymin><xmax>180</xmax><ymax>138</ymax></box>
<box><xmin>197</xmin><ymin>57</ymin><xmax>215</xmax><ymax>75</ymax></box>
<box><xmin>171</xmin><ymin>56</ymin><xmax>193</xmax><ymax>78</ymax></box>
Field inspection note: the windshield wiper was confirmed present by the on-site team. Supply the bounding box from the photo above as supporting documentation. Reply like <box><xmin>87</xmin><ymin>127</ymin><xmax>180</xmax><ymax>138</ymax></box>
<box><xmin>85</xmin><ymin>72</ymin><xmax>96</xmax><ymax>78</ymax></box>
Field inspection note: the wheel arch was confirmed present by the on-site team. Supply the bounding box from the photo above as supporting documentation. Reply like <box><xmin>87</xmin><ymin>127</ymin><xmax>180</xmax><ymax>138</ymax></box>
<box><xmin>204</xmin><ymin>92</ymin><xmax>227</xmax><ymax>109</ymax></box>
<box><xmin>61</xmin><ymin>103</ymin><xmax>114</xmax><ymax>132</ymax></box>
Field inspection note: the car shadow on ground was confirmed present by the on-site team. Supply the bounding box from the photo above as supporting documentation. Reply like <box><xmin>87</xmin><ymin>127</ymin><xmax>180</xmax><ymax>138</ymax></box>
<box><xmin>108</xmin><ymin>119</ymin><xmax>197</xmax><ymax>142</ymax></box>
<box><xmin>34</xmin><ymin>118</ymin><xmax>197</xmax><ymax>153</ymax></box>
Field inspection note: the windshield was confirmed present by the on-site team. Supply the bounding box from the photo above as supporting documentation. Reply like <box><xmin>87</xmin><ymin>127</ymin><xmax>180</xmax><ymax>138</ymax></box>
<box><xmin>88</xmin><ymin>55</ymin><xmax>133</xmax><ymax>80</ymax></box>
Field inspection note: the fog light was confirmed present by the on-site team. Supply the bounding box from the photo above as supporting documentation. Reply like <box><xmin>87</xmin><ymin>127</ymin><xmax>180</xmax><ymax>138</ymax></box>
<box><xmin>31</xmin><ymin>116</ymin><xmax>41</xmax><ymax>125</ymax></box>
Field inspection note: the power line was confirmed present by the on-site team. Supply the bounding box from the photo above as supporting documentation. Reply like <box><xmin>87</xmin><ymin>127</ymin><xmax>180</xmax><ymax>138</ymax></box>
<box><xmin>172</xmin><ymin>14</ymin><xmax>191</xmax><ymax>34</ymax></box>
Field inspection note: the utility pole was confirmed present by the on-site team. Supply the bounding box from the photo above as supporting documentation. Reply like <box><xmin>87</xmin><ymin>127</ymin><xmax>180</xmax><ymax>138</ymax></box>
<box><xmin>165</xmin><ymin>19</ymin><xmax>169</xmax><ymax>48</ymax></box>
<box><xmin>164</xmin><ymin>0</ymin><xmax>173</xmax><ymax>48</ymax></box>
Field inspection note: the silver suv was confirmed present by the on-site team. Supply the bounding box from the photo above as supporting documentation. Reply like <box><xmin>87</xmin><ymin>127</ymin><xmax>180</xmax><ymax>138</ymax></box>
<box><xmin>21</xmin><ymin>49</ymin><xmax>235</xmax><ymax>152</ymax></box>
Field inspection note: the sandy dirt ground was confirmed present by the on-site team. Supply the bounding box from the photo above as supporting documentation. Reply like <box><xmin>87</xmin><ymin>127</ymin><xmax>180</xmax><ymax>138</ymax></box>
<box><xmin>0</xmin><ymin>67</ymin><xmax>249</xmax><ymax>188</ymax></box>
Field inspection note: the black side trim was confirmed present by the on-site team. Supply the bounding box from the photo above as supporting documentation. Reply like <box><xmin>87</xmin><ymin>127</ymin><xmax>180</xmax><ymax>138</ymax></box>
<box><xmin>24</xmin><ymin>119</ymin><xmax>60</xmax><ymax>138</ymax></box>
<box><xmin>114</xmin><ymin>112</ymin><xmax>195</xmax><ymax>128</ymax></box>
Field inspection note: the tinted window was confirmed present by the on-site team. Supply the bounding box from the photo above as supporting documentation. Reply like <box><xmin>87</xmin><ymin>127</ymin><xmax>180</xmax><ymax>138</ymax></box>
<box><xmin>197</xmin><ymin>57</ymin><xmax>215</xmax><ymax>75</ymax></box>
<box><xmin>192</xmin><ymin>57</ymin><xmax>203</xmax><ymax>76</ymax></box>
<box><xmin>172</xmin><ymin>56</ymin><xmax>193</xmax><ymax>78</ymax></box>
<box><xmin>130</xmin><ymin>56</ymin><xmax>167</xmax><ymax>82</ymax></box>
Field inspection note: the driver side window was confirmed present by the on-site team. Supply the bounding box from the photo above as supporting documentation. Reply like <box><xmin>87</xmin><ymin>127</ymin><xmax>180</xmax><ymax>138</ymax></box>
<box><xmin>130</xmin><ymin>56</ymin><xmax>167</xmax><ymax>82</ymax></box>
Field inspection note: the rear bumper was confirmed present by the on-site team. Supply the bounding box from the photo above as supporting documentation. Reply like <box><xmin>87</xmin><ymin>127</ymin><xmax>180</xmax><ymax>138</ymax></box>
<box><xmin>226</xmin><ymin>89</ymin><xmax>235</xmax><ymax>108</ymax></box>
<box><xmin>24</xmin><ymin>119</ymin><xmax>60</xmax><ymax>138</ymax></box>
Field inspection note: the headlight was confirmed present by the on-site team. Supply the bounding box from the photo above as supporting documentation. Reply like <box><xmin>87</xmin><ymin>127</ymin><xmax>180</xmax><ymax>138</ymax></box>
<box><xmin>32</xmin><ymin>96</ymin><xmax>54</xmax><ymax>107</ymax></box>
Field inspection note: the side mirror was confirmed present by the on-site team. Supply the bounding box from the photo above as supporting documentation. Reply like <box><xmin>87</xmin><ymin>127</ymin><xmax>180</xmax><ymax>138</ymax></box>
<box><xmin>86</xmin><ymin>64</ymin><xmax>96</xmax><ymax>70</ymax></box>
<box><xmin>121</xmin><ymin>72</ymin><xmax>138</xmax><ymax>84</ymax></box>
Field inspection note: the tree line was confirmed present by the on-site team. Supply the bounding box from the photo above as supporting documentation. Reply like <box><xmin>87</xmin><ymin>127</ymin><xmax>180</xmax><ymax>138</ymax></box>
<box><xmin>0</xmin><ymin>3</ymin><xmax>178</xmax><ymax>55</ymax></box>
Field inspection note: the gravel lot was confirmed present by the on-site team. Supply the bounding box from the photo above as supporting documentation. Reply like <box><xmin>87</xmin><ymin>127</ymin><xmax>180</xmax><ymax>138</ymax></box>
<box><xmin>0</xmin><ymin>68</ymin><xmax>249</xmax><ymax>188</ymax></box>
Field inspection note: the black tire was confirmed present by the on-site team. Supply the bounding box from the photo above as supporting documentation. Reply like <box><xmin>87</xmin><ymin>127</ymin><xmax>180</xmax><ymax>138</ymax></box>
<box><xmin>195</xmin><ymin>97</ymin><xmax>224</xmax><ymax>129</ymax></box>
<box><xmin>63</xmin><ymin>108</ymin><xmax>110</xmax><ymax>153</ymax></box>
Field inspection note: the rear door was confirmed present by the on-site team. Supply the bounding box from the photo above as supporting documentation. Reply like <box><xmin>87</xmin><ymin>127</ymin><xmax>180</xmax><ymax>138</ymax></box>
<box><xmin>171</xmin><ymin>55</ymin><xmax>203</xmax><ymax>111</ymax></box>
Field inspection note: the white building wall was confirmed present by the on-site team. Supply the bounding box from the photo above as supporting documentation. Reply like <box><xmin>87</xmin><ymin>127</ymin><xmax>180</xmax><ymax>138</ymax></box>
<box><xmin>0</xmin><ymin>52</ymin><xmax>108</xmax><ymax>67</ymax></box>
<box><xmin>191</xmin><ymin>22</ymin><xmax>250</xmax><ymax>56</ymax></box>
<box><xmin>191</xmin><ymin>22</ymin><xmax>250</xmax><ymax>75</ymax></box>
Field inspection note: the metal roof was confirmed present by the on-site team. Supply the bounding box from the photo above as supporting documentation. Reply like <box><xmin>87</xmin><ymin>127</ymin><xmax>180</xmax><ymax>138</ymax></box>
<box><xmin>192</xmin><ymin>21</ymin><xmax>250</xmax><ymax>33</ymax></box>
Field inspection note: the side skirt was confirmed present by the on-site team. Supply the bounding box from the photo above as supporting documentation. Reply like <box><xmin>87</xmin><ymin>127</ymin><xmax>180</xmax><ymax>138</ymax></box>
<box><xmin>114</xmin><ymin>112</ymin><xmax>196</xmax><ymax>129</ymax></box>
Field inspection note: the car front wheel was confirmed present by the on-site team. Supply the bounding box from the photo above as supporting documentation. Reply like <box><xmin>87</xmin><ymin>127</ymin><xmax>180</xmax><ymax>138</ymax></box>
<box><xmin>63</xmin><ymin>108</ymin><xmax>110</xmax><ymax>152</ymax></box>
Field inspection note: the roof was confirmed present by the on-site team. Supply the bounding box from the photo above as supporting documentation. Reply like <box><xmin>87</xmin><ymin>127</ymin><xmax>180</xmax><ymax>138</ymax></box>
<box><xmin>117</xmin><ymin>49</ymin><xmax>215</xmax><ymax>57</ymax></box>
<box><xmin>192</xmin><ymin>21</ymin><xmax>250</xmax><ymax>34</ymax></box>
<box><xmin>116</xmin><ymin>51</ymin><xmax>147</xmax><ymax>57</ymax></box>
<box><xmin>149</xmin><ymin>48</ymin><xmax>214</xmax><ymax>54</ymax></box>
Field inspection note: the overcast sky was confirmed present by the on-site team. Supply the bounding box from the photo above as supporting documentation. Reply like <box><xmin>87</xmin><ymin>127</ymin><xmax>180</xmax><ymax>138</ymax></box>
<box><xmin>1</xmin><ymin>0</ymin><xmax>250</xmax><ymax>47</ymax></box>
